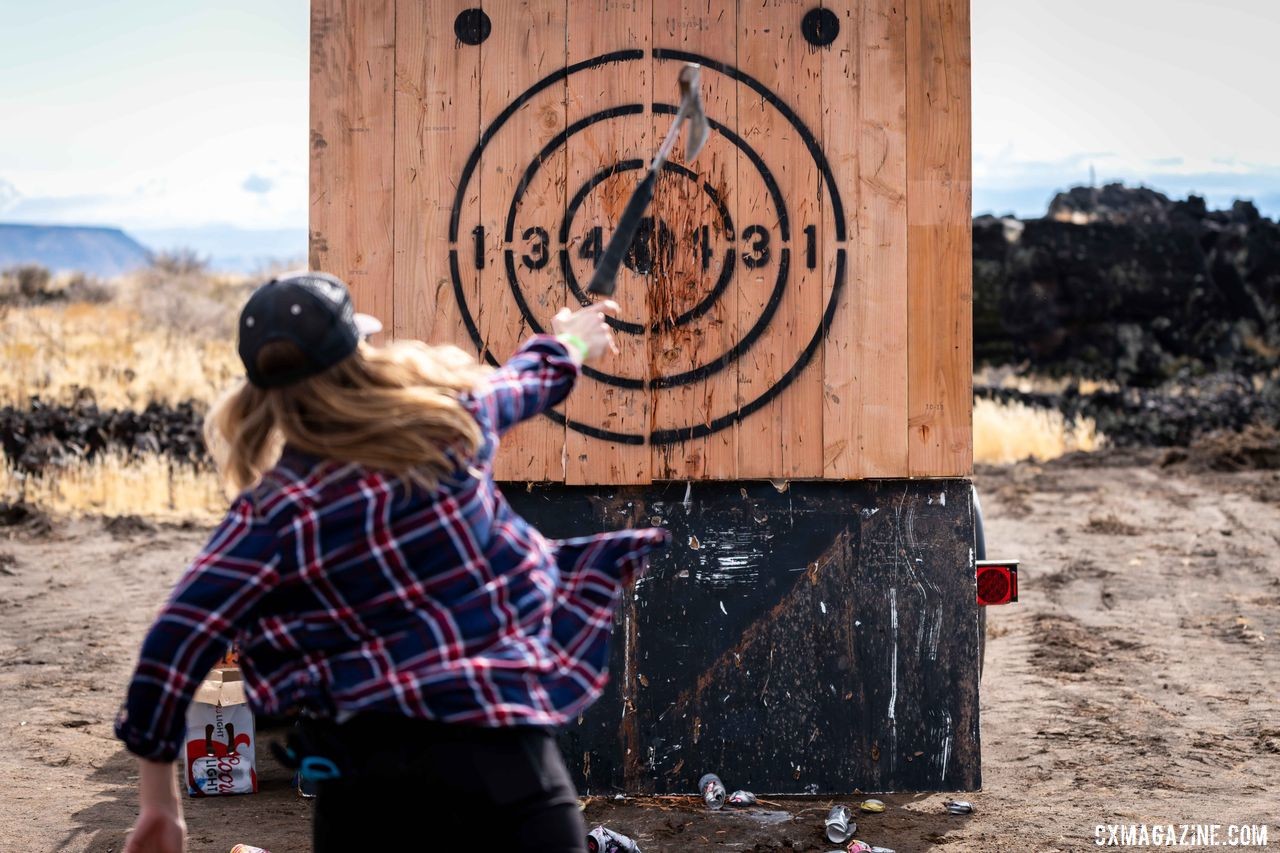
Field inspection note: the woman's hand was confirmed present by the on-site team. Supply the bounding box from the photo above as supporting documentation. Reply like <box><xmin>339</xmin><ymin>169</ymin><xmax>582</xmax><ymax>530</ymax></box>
<box><xmin>124</xmin><ymin>809</ymin><xmax>186</xmax><ymax>853</ymax></box>
<box><xmin>125</xmin><ymin>759</ymin><xmax>186</xmax><ymax>853</ymax></box>
<box><xmin>552</xmin><ymin>300</ymin><xmax>620</xmax><ymax>364</ymax></box>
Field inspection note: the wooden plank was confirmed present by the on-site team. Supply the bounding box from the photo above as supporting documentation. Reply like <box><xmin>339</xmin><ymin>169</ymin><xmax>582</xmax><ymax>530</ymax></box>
<box><xmin>735</xmin><ymin>2</ymin><xmax>826</xmax><ymax>479</ymax></box>
<box><xmin>906</xmin><ymin>0</ymin><xmax>972</xmax><ymax>477</ymax></box>
<box><xmin>392</xmin><ymin>0</ymin><xmax>479</xmax><ymax>348</ymax></box>
<box><xmin>819</xmin><ymin>0</ymin><xmax>860</xmax><ymax>478</ymax></box>
<box><xmin>309</xmin><ymin>0</ymin><xmax>396</xmax><ymax>333</ymax></box>
<box><xmin>648</xmin><ymin>0</ymin><xmax>738</xmax><ymax>480</ymax></box>
<box><xmin>563</xmin><ymin>1</ymin><xmax>652</xmax><ymax>485</ymax></box>
<box><xmin>824</xmin><ymin>0</ymin><xmax>909</xmax><ymax>478</ymax></box>
<box><xmin>478</xmin><ymin>2</ymin><xmax>569</xmax><ymax>482</ymax></box>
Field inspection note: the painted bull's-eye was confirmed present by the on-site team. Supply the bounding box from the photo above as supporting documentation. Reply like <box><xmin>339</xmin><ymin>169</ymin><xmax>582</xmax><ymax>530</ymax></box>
<box><xmin>447</xmin><ymin>50</ymin><xmax>848</xmax><ymax>446</ymax></box>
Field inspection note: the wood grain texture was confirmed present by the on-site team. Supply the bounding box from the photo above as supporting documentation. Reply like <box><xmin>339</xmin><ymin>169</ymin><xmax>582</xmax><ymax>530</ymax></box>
<box><xmin>735</xmin><ymin>1</ymin><xmax>825</xmax><ymax>479</ymax></box>
<box><xmin>906</xmin><ymin>0</ymin><xmax>972</xmax><ymax>477</ymax></box>
<box><xmin>314</xmin><ymin>0</ymin><xmax>973</xmax><ymax>483</ymax></box>
<box><xmin>392</xmin><ymin>0</ymin><xmax>478</xmax><ymax>346</ymax></box>
<box><xmin>649</xmin><ymin>0</ymin><xmax>739</xmax><ymax>480</ymax></box>
<box><xmin>842</xmin><ymin>0</ymin><xmax>910</xmax><ymax>477</ymax></box>
<box><xmin>819</xmin><ymin>0</ymin><xmax>862</xmax><ymax>478</ymax></box>
<box><xmin>563</xmin><ymin>0</ymin><xmax>653</xmax><ymax>485</ymax></box>
<box><xmin>310</xmin><ymin>0</ymin><xmax>396</xmax><ymax>332</ymax></box>
<box><xmin>480</xmin><ymin>1</ymin><xmax>568</xmax><ymax>481</ymax></box>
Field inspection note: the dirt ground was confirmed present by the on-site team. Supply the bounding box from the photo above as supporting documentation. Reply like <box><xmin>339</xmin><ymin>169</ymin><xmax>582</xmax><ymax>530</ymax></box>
<box><xmin>1</xmin><ymin>456</ymin><xmax>1277</xmax><ymax>852</ymax></box>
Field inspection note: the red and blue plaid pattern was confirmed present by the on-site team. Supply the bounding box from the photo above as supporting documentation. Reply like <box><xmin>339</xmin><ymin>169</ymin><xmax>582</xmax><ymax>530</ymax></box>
<box><xmin>116</xmin><ymin>336</ymin><xmax>668</xmax><ymax>762</ymax></box>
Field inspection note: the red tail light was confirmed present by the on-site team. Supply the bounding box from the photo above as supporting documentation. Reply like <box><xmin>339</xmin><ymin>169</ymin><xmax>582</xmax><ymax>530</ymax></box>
<box><xmin>976</xmin><ymin>560</ymin><xmax>1018</xmax><ymax>606</ymax></box>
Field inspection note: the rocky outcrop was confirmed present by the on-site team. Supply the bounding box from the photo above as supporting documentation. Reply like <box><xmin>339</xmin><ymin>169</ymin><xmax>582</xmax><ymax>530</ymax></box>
<box><xmin>975</xmin><ymin>184</ymin><xmax>1280</xmax><ymax>386</ymax></box>
<box><xmin>0</xmin><ymin>399</ymin><xmax>206</xmax><ymax>472</ymax></box>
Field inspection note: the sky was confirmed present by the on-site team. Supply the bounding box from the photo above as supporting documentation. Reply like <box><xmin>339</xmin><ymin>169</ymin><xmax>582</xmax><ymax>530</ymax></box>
<box><xmin>1</xmin><ymin>0</ymin><xmax>1278</xmax><ymax>260</ymax></box>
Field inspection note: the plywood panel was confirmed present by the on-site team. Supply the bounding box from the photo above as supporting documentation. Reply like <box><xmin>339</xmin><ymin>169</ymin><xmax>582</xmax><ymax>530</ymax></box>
<box><xmin>392</xmin><ymin>0</ymin><xmax>478</xmax><ymax>346</ymax></box>
<box><xmin>477</xmin><ymin>2</ymin><xmax>569</xmax><ymax>481</ymax></box>
<box><xmin>907</xmin><ymin>0</ymin><xmax>973</xmax><ymax>477</ymax></box>
<box><xmin>562</xmin><ymin>1</ymin><xmax>653</xmax><ymax>485</ymax></box>
<box><xmin>648</xmin><ymin>0</ymin><xmax>739</xmax><ymax>480</ymax></box>
<box><xmin>310</xmin><ymin>0</ymin><xmax>396</xmax><ymax>332</ymax></box>
<box><xmin>735</xmin><ymin>2</ymin><xmax>826</xmax><ymax>479</ymax></box>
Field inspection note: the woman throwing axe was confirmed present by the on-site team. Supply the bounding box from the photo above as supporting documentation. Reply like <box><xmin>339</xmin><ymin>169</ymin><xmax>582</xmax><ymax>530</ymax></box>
<box><xmin>116</xmin><ymin>271</ymin><xmax>666</xmax><ymax>852</ymax></box>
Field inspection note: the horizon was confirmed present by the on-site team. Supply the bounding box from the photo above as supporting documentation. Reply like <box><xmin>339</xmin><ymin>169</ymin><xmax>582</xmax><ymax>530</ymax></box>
<box><xmin>2</xmin><ymin>0</ymin><xmax>1278</xmax><ymax>264</ymax></box>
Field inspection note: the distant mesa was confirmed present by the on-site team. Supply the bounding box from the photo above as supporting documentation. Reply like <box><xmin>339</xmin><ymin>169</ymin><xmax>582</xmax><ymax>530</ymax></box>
<box><xmin>0</xmin><ymin>223</ymin><xmax>152</xmax><ymax>278</ymax></box>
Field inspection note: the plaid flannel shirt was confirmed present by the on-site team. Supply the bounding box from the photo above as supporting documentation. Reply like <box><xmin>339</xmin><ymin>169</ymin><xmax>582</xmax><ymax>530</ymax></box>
<box><xmin>115</xmin><ymin>335</ymin><xmax>668</xmax><ymax>762</ymax></box>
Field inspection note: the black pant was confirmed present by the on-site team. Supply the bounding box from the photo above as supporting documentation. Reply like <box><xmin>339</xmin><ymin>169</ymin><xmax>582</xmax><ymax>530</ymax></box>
<box><xmin>309</xmin><ymin>714</ymin><xmax>585</xmax><ymax>852</ymax></box>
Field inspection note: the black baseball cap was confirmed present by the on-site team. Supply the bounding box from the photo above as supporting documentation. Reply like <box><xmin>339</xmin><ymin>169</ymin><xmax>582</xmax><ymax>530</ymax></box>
<box><xmin>237</xmin><ymin>271</ymin><xmax>383</xmax><ymax>389</ymax></box>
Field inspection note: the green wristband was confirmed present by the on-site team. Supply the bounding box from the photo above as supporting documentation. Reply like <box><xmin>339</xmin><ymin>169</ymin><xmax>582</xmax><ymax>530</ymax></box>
<box><xmin>557</xmin><ymin>333</ymin><xmax>590</xmax><ymax>363</ymax></box>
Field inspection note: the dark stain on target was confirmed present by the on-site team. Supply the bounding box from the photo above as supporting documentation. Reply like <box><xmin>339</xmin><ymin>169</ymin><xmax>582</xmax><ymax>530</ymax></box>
<box><xmin>559</xmin><ymin>159</ymin><xmax>736</xmax><ymax>336</ymax></box>
<box><xmin>445</xmin><ymin>50</ymin><xmax>847</xmax><ymax>445</ymax></box>
<box><xmin>499</xmin><ymin>100</ymin><xmax>793</xmax><ymax>388</ymax></box>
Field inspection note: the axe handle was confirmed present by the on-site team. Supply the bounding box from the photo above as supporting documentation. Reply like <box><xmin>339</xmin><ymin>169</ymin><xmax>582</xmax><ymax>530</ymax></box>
<box><xmin>586</xmin><ymin>170</ymin><xmax>656</xmax><ymax>296</ymax></box>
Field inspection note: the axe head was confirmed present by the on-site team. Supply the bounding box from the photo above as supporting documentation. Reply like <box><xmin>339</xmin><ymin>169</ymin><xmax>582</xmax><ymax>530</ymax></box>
<box><xmin>678</xmin><ymin>64</ymin><xmax>710</xmax><ymax>162</ymax></box>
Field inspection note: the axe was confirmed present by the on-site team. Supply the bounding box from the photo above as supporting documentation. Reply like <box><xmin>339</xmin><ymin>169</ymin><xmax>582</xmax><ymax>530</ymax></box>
<box><xmin>586</xmin><ymin>64</ymin><xmax>711</xmax><ymax>296</ymax></box>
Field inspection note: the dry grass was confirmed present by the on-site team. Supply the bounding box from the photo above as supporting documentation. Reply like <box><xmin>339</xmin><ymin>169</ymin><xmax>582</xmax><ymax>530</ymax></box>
<box><xmin>0</xmin><ymin>448</ymin><xmax>226</xmax><ymax>523</ymax></box>
<box><xmin>974</xmin><ymin>397</ymin><xmax>1105</xmax><ymax>464</ymax></box>
<box><xmin>0</xmin><ymin>300</ymin><xmax>241</xmax><ymax>409</ymax></box>
<box><xmin>974</xmin><ymin>364</ymin><xmax>1120</xmax><ymax>396</ymax></box>
<box><xmin>0</xmin><ymin>272</ymin><xmax>1108</xmax><ymax>519</ymax></box>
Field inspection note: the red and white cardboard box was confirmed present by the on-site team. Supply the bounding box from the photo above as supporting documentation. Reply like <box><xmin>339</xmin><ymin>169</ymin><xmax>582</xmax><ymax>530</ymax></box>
<box><xmin>183</xmin><ymin>666</ymin><xmax>258</xmax><ymax>796</ymax></box>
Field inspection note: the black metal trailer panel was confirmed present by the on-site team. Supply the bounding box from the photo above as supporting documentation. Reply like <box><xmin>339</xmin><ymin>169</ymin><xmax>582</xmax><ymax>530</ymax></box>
<box><xmin>507</xmin><ymin>479</ymin><xmax>979</xmax><ymax>794</ymax></box>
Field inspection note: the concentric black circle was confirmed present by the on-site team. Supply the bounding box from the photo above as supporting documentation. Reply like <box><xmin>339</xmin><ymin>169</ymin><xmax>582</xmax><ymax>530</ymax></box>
<box><xmin>446</xmin><ymin>49</ymin><xmax>847</xmax><ymax>445</ymax></box>
<box><xmin>558</xmin><ymin>159</ymin><xmax>736</xmax><ymax>335</ymax></box>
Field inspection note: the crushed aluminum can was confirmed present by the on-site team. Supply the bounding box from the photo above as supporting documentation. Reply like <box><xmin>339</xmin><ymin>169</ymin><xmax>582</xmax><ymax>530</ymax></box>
<box><xmin>944</xmin><ymin>799</ymin><xmax>974</xmax><ymax>815</ymax></box>
<box><xmin>230</xmin><ymin>847</ymin><xmax>270</xmax><ymax>853</ymax></box>
<box><xmin>859</xmin><ymin>798</ymin><xmax>886</xmax><ymax>813</ymax></box>
<box><xmin>698</xmin><ymin>773</ymin><xmax>727</xmax><ymax>810</ymax></box>
<box><xmin>868</xmin><ymin>847</ymin><xmax>897</xmax><ymax>853</ymax></box>
<box><xmin>847</xmin><ymin>843</ymin><xmax>873</xmax><ymax>853</ymax></box>
<box><xmin>825</xmin><ymin>804</ymin><xmax>856</xmax><ymax>844</ymax></box>
<box><xmin>727</xmin><ymin>790</ymin><xmax>758</xmax><ymax>806</ymax></box>
<box><xmin>586</xmin><ymin>826</ymin><xmax>642</xmax><ymax>853</ymax></box>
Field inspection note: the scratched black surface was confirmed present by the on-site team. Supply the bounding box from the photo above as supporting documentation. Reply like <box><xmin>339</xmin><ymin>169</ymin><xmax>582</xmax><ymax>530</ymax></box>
<box><xmin>505</xmin><ymin>479</ymin><xmax>980</xmax><ymax>795</ymax></box>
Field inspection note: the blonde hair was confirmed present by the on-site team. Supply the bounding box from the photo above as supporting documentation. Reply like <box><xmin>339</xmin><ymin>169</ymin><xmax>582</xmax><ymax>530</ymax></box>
<box><xmin>205</xmin><ymin>341</ymin><xmax>490</xmax><ymax>492</ymax></box>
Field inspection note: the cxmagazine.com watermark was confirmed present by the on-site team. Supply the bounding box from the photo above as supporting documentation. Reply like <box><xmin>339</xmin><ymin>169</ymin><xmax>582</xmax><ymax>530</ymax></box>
<box><xmin>1096</xmin><ymin>824</ymin><xmax>1269</xmax><ymax>847</ymax></box>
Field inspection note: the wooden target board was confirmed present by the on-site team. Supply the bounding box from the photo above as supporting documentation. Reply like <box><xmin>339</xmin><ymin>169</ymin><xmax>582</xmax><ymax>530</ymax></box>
<box><xmin>310</xmin><ymin>0</ymin><xmax>972</xmax><ymax>485</ymax></box>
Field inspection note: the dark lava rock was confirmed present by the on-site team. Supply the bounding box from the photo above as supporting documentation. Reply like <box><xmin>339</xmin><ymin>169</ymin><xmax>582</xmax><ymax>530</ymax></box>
<box><xmin>103</xmin><ymin>515</ymin><xmax>159</xmax><ymax>539</ymax></box>
<box><xmin>1160</xmin><ymin>424</ymin><xmax>1280</xmax><ymax>472</ymax></box>
<box><xmin>976</xmin><ymin>370</ymin><xmax>1280</xmax><ymax>449</ymax></box>
<box><xmin>975</xmin><ymin>183</ymin><xmax>1280</xmax><ymax>386</ymax></box>
<box><xmin>0</xmin><ymin>501</ymin><xmax>53</xmax><ymax>536</ymax></box>
<box><xmin>0</xmin><ymin>399</ymin><xmax>206</xmax><ymax>473</ymax></box>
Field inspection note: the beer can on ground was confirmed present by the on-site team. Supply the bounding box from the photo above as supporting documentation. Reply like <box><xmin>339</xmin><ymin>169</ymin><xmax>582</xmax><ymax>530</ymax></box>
<box><xmin>697</xmin><ymin>773</ymin><xmax>726</xmax><ymax>810</ymax></box>
<box><xmin>586</xmin><ymin>825</ymin><xmax>642</xmax><ymax>853</ymax></box>
<box><xmin>727</xmin><ymin>789</ymin><xmax>758</xmax><ymax>806</ymax></box>
<box><xmin>825</xmin><ymin>804</ymin><xmax>856</xmax><ymax>844</ymax></box>
<box><xmin>229</xmin><ymin>846</ymin><xmax>270</xmax><ymax>853</ymax></box>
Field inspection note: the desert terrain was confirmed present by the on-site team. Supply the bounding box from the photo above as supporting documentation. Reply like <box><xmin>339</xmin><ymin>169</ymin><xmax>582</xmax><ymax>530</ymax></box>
<box><xmin>2</xmin><ymin>449</ymin><xmax>1276</xmax><ymax>852</ymax></box>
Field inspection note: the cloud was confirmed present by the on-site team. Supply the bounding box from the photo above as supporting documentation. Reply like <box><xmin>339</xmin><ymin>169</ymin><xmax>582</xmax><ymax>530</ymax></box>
<box><xmin>242</xmin><ymin>173</ymin><xmax>274</xmax><ymax>194</ymax></box>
